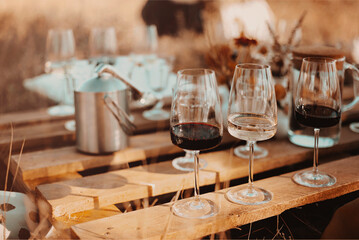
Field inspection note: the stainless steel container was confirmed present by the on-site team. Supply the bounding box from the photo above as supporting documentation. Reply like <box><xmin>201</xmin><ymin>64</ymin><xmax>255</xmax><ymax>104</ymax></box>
<box><xmin>75</xmin><ymin>71</ymin><xmax>134</xmax><ymax>154</ymax></box>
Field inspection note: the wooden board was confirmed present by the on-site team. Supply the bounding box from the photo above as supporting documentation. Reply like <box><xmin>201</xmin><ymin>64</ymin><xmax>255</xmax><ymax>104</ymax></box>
<box><xmin>0</xmin><ymin>109</ymin><xmax>72</xmax><ymax>130</ymax></box>
<box><xmin>0</xmin><ymin>108</ymin><xmax>170</xmax><ymax>153</ymax></box>
<box><xmin>35</xmin><ymin>126</ymin><xmax>359</xmax><ymax>219</ymax></box>
<box><xmin>0</xmin><ymin>107</ymin><xmax>170</xmax><ymax>131</ymax></box>
<box><xmin>71</xmin><ymin>156</ymin><xmax>359</xmax><ymax>240</ymax></box>
<box><xmin>0</xmin><ymin>120</ymin><xmax>75</xmax><ymax>153</ymax></box>
<box><xmin>9</xmin><ymin>131</ymin><xmax>234</xmax><ymax>183</ymax></box>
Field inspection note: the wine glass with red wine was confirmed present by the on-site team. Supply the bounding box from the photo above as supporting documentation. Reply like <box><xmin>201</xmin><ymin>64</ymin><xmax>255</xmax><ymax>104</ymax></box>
<box><xmin>170</xmin><ymin>69</ymin><xmax>223</xmax><ymax>219</ymax></box>
<box><xmin>226</xmin><ymin>63</ymin><xmax>277</xmax><ymax>205</ymax></box>
<box><xmin>292</xmin><ymin>57</ymin><xmax>340</xmax><ymax>187</ymax></box>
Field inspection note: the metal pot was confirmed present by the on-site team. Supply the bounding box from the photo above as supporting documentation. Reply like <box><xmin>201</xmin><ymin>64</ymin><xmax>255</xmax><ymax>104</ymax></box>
<box><xmin>75</xmin><ymin>67</ymin><xmax>135</xmax><ymax>154</ymax></box>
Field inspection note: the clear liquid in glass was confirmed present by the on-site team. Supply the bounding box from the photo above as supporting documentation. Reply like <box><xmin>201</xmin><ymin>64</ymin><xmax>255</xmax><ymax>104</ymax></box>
<box><xmin>228</xmin><ymin>113</ymin><xmax>277</xmax><ymax>141</ymax></box>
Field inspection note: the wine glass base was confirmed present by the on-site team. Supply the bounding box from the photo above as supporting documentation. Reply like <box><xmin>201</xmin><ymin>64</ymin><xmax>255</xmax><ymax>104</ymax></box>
<box><xmin>172</xmin><ymin>157</ymin><xmax>207</xmax><ymax>171</ymax></box>
<box><xmin>234</xmin><ymin>144</ymin><xmax>268</xmax><ymax>159</ymax></box>
<box><xmin>226</xmin><ymin>185</ymin><xmax>272</xmax><ymax>205</ymax></box>
<box><xmin>172</xmin><ymin>198</ymin><xmax>219</xmax><ymax>219</ymax></box>
<box><xmin>48</xmin><ymin>105</ymin><xmax>74</xmax><ymax>117</ymax></box>
<box><xmin>292</xmin><ymin>170</ymin><xmax>336</xmax><ymax>188</ymax></box>
<box><xmin>143</xmin><ymin>108</ymin><xmax>170</xmax><ymax>121</ymax></box>
<box><xmin>64</xmin><ymin>120</ymin><xmax>76</xmax><ymax>131</ymax></box>
<box><xmin>350</xmin><ymin>122</ymin><xmax>359</xmax><ymax>133</ymax></box>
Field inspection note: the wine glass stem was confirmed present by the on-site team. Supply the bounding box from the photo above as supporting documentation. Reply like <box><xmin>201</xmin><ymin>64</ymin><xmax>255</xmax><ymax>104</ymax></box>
<box><xmin>184</xmin><ymin>150</ymin><xmax>192</xmax><ymax>158</ymax></box>
<box><xmin>313</xmin><ymin>128</ymin><xmax>320</xmax><ymax>174</ymax></box>
<box><xmin>248</xmin><ymin>141</ymin><xmax>255</xmax><ymax>191</ymax></box>
<box><xmin>153</xmin><ymin>96</ymin><xmax>164</xmax><ymax>110</ymax></box>
<box><xmin>193</xmin><ymin>150</ymin><xmax>200</xmax><ymax>201</ymax></box>
<box><xmin>63</xmin><ymin>65</ymin><xmax>73</xmax><ymax>106</ymax></box>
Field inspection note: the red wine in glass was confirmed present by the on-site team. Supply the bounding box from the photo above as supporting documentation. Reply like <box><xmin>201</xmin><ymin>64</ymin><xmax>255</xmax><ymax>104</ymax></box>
<box><xmin>170</xmin><ymin>122</ymin><xmax>222</xmax><ymax>151</ymax></box>
<box><xmin>295</xmin><ymin>104</ymin><xmax>341</xmax><ymax>128</ymax></box>
<box><xmin>292</xmin><ymin>57</ymin><xmax>341</xmax><ymax>188</ymax></box>
<box><xmin>170</xmin><ymin>68</ymin><xmax>223</xmax><ymax>219</ymax></box>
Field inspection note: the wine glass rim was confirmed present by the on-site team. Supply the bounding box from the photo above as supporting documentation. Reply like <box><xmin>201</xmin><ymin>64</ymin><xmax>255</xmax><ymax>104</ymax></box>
<box><xmin>303</xmin><ymin>56</ymin><xmax>337</xmax><ymax>63</ymax></box>
<box><xmin>48</xmin><ymin>28</ymin><xmax>73</xmax><ymax>33</ymax></box>
<box><xmin>291</xmin><ymin>55</ymin><xmax>345</xmax><ymax>61</ymax></box>
<box><xmin>177</xmin><ymin>68</ymin><xmax>215</xmax><ymax>76</ymax></box>
<box><xmin>235</xmin><ymin>63</ymin><xmax>270</xmax><ymax>70</ymax></box>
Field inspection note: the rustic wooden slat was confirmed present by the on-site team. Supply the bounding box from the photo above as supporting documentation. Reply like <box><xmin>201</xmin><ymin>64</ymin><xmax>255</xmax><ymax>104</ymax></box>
<box><xmin>0</xmin><ymin>121</ymin><xmax>75</xmax><ymax>153</ymax></box>
<box><xmin>55</xmin><ymin>205</ymin><xmax>122</xmax><ymax>229</ymax></box>
<box><xmin>0</xmin><ymin>106</ymin><xmax>170</xmax><ymax>131</ymax></box>
<box><xmin>71</xmin><ymin>156</ymin><xmax>359</xmax><ymax>240</ymax></box>
<box><xmin>0</xmin><ymin>111</ymin><xmax>170</xmax><ymax>153</ymax></box>
<box><xmin>0</xmin><ymin>109</ymin><xmax>72</xmax><ymax>130</ymax></box>
<box><xmin>204</xmin><ymin>126</ymin><xmax>359</xmax><ymax>182</ymax></box>
<box><xmin>9</xmin><ymin>131</ymin><xmax>234</xmax><ymax>182</ymax></box>
<box><xmin>24</xmin><ymin>172</ymin><xmax>83</xmax><ymax>191</ymax></box>
<box><xmin>36</xmin><ymin>126</ymin><xmax>359</xmax><ymax>219</ymax></box>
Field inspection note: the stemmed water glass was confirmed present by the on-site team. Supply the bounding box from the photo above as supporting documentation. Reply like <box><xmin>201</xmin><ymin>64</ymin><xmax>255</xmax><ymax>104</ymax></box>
<box><xmin>170</xmin><ymin>69</ymin><xmax>223</xmax><ymax>218</ymax></box>
<box><xmin>226</xmin><ymin>63</ymin><xmax>277</xmax><ymax>205</ymax></box>
<box><xmin>292</xmin><ymin>57</ymin><xmax>340</xmax><ymax>187</ymax></box>
<box><xmin>45</xmin><ymin>28</ymin><xmax>76</xmax><ymax>117</ymax></box>
<box><xmin>89</xmin><ymin>27</ymin><xmax>117</xmax><ymax>65</ymax></box>
<box><xmin>143</xmin><ymin>58</ymin><xmax>171</xmax><ymax>120</ymax></box>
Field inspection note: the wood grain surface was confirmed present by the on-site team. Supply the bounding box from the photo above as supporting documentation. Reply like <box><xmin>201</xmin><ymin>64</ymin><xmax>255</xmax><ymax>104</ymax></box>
<box><xmin>71</xmin><ymin>156</ymin><xmax>359</xmax><ymax>240</ymax></box>
<box><xmin>36</xmin><ymin>126</ymin><xmax>359</xmax><ymax>219</ymax></box>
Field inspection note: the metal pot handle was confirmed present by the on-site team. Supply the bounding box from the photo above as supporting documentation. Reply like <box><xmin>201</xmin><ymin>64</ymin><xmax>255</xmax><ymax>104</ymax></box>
<box><xmin>96</xmin><ymin>63</ymin><xmax>144</xmax><ymax>101</ymax></box>
<box><xmin>103</xmin><ymin>95</ymin><xmax>136</xmax><ymax>135</ymax></box>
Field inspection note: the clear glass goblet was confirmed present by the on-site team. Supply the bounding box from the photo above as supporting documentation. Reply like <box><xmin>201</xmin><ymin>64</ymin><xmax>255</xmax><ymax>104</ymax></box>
<box><xmin>226</xmin><ymin>63</ymin><xmax>277</xmax><ymax>205</ymax></box>
<box><xmin>45</xmin><ymin>28</ymin><xmax>76</xmax><ymax>117</ymax></box>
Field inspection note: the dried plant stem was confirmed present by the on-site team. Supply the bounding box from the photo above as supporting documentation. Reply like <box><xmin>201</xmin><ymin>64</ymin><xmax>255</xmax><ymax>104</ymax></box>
<box><xmin>272</xmin><ymin>215</ymin><xmax>285</xmax><ymax>240</ymax></box>
<box><xmin>247</xmin><ymin>222</ymin><xmax>252</xmax><ymax>240</ymax></box>
<box><xmin>2</xmin><ymin>124</ymin><xmax>13</xmax><ymax>240</ymax></box>
<box><xmin>150</xmin><ymin>198</ymin><xmax>158</xmax><ymax>207</ymax></box>
<box><xmin>161</xmin><ymin>187</ymin><xmax>183</xmax><ymax>240</ymax></box>
<box><xmin>7</xmin><ymin>139</ymin><xmax>25</xmax><ymax>203</ymax></box>
<box><xmin>287</xmin><ymin>11</ymin><xmax>307</xmax><ymax>45</ymax></box>
<box><xmin>280</xmin><ymin>214</ymin><xmax>294</xmax><ymax>239</ymax></box>
<box><xmin>267</xmin><ymin>22</ymin><xmax>281</xmax><ymax>50</ymax></box>
<box><xmin>3</xmin><ymin>124</ymin><xmax>13</xmax><ymax>195</ymax></box>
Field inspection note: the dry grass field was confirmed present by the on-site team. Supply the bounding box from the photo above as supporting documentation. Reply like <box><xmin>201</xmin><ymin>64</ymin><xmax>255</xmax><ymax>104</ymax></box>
<box><xmin>0</xmin><ymin>0</ymin><xmax>359</xmax><ymax>114</ymax></box>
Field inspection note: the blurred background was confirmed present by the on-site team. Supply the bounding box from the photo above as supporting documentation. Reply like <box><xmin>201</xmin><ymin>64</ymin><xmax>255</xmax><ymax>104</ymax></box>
<box><xmin>1</xmin><ymin>0</ymin><xmax>359</xmax><ymax>114</ymax></box>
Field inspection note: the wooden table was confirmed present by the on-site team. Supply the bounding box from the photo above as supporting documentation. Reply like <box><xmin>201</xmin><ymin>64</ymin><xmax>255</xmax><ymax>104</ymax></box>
<box><xmin>1</xmin><ymin>106</ymin><xmax>359</xmax><ymax>239</ymax></box>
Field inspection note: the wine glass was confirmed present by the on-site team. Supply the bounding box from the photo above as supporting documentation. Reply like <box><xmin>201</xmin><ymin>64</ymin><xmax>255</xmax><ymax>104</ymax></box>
<box><xmin>170</xmin><ymin>68</ymin><xmax>223</xmax><ymax>218</ymax></box>
<box><xmin>130</xmin><ymin>24</ymin><xmax>158</xmax><ymax>56</ymax></box>
<box><xmin>233</xmin><ymin>141</ymin><xmax>268</xmax><ymax>159</ymax></box>
<box><xmin>226</xmin><ymin>63</ymin><xmax>277</xmax><ymax>205</ymax></box>
<box><xmin>143</xmin><ymin>58</ymin><xmax>171</xmax><ymax>120</ymax></box>
<box><xmin>89</xmin><ymin>27</ymin><xmax>117</xmax><ymax>65</ymax></box>
<box><xmin>45</xmin><ymin>28</ymin><xmax>76</xmax><ymax>116</ymax></box>
<box><xmin>292</xmin><ymin>57</ymin><xmax>340</xmax><ymax>187</ymax></box>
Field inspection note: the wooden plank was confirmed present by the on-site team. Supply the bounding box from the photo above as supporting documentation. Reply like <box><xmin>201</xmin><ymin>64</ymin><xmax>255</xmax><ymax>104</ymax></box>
<box><xmin>71</xmin><ymin>156</ymin><xmax>359</xmax><ymax>240</ymax></box>
<box><xmin>204</xmin><ymin>126</ymin><xmax>359</xmax><ymax>182</ymax></box>
<box><xmin>0</xmin><ymin>121</ymin><xmax>75</xmax><ymax>153</ymax></box>
<box><xmin>0</xmin><ymin>109</ymin><xmax>72</xmax><ymax>130</ymax></box>
<box><xmin>0</xmin><ymin>106</ymin><xmax>170</xmax><ymax>131</ymax></box>
<box><xmin>10</xmin><ymin>131</ymin><xmax>234</xmax><ymax>181</ymax></box>
<box><xmin>55</xmin><ymin>205</ymin><xmax>122</xmax><ymax>229</ymax></box>
<box><xmin>0</xmin><ymin>109</ymin><xmax>171</xmax><ymax>154</ymax></box>
<box><xmin>25</xmin><ymin>172</ymin><xmax>83</xmax><ymax>191</ymax></box>
<box><xmin>36</xmin><ymin>126</ymin><xmax>359</xmax><ymax>219</ymax></box>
